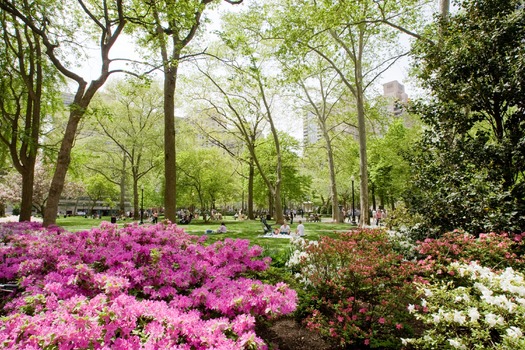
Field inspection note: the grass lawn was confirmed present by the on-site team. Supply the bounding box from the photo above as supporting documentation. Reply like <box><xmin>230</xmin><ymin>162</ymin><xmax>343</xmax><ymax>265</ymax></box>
<box><xmin>56</xmin><ymin>215</ymin><xmax>356</xmax><ymax>257</ymax></box>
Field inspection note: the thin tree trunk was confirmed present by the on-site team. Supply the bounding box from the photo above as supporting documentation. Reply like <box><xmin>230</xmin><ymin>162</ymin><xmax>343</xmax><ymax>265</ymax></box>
<box><xmin>248</xmin><ymin>159</ymin><xmax>254</xmax><ymax>220</ymax></box>
<box><xmin>119</xmin><ymin>155</ymin><xmax>126</xmax><ymax>214</ymax></box>
<box><xmin>324</xmin><ymin>133</ymin><xmax>340</xmax><ymax>222</ymax></box>
<box><xmin>356</xmin><ymin>84</ymin><xmax>369</xmax><ymax>227</ymax></box>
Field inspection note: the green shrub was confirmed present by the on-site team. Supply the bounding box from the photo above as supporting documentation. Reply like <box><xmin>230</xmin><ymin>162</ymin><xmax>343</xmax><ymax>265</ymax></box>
<box><xmin>288</xmin><ymin>229</ymin><xmax>423</xmax><ymax>348</ymax></box>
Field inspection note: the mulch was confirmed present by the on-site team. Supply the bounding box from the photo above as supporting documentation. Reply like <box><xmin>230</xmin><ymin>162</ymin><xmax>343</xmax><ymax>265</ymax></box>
<box><xmin>257</xmin><ymin>318</ymin><xmax>336</xmax><ymax>350</ymax></box>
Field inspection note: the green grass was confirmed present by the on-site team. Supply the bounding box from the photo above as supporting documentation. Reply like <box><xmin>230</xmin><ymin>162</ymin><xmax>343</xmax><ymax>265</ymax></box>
<box><xmin>55</xmin><ymin>215</ymin><xmax>355</xmax><ymax>254</ymax></box>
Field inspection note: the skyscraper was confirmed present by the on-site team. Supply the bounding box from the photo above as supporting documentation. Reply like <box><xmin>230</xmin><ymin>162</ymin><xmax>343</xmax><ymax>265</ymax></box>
<box><xmin>383</xmin><ymin>80</ymin><xmax>408</xmax><ymax>116</ymax></box>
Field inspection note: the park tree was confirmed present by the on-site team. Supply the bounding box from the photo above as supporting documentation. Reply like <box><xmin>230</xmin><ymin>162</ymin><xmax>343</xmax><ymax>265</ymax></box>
<box><xmin>0</xmin><ymin>0</ymin><xmax>129</xmax><ymax>227</ymax></box>
<box><xmin>252</xmin><ymin>133</ymin><xmax>309</xmax><ymax>216</ymax></box>
<box><xmin>191</xmin><ymin>52</ymin><xmax>269</xmax><ymax>221</ymax></box>
<box><xmin>406</xmin><ymin>0</ymin><xmax>525</xmax><ymax>235</ymax></box>
<box><xmin>177</xmin><ymin>147</ymin><xmax>237</xmax><ymax>214</ymax></box>
<box><xmin>86</xmin><ymin>78</ymin><xmax>163</xmax><ymax>219</ymax></box>
<box><xmin>270</xmin><ymin>0</ymin><xmax>424</xmax><ymax>226</ymax></box>
<box><xmin>0</xmin><ymin>9</ymin><xmax>62</xmax><ymax>222</ymax></box>
<box><xmin>368</xmin><ymin>117</ymin><xmax>420</xmax><ymax>212</ymax></box>
<box><xmin>84</xmin><ymin>174</ymin><xmax>119</xmax><ymax>216</ymax></box>
<box><xmin>127</xmin><ymin>0</ymin><xmax>243</xmax><ymax>223</ymax></box>
<box><xmin>190</xmin><ymin>8</ymin><xmax>288</xmax><ymax>223</ymax></box>
<box><xmin>282</xmin><ymin>56</ymin><xmax>348</xmax><ymax>222</ymax></box>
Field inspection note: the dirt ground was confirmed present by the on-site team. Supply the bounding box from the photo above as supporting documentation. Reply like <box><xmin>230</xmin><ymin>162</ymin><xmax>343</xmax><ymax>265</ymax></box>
<box><xmin>257</xmin><ymin>318</ymin><xmax>336</xmax><ymax>350</ymax></box>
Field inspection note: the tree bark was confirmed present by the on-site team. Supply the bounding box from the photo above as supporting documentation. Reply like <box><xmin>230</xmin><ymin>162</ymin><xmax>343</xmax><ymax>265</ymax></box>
<box><xmin>119</xmin><ymin>155</ymin><xmax>126</xmax><ymax>214</ymax></box>
<box><xmin>19</xmin><ymin>164</ymin><xmax>35</xmax><ymax>221</ymax></box>
<box><xmin>248</xmin><ymin>159</ymin><xmax>254</xmax><ymax>220</ymax></box>
<box><xmin>43</xmin><ymin>111</ymin><xmax>83</xmax><ymax>226</ymax></box>
<box><xmin>163</xmin><ymin>65</ymin><xmax>178</xmax><ymax>223</ymax></box>
<box><xmin>440</xmin><ymin>0</ymin><xmax>450</xmax><ymax>18</ymax></box>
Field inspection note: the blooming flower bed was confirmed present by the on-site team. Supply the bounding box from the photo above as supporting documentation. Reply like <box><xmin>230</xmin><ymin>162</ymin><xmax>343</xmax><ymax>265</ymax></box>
<box><xmin>0</xmin><ymin>222</ymin><xmax>297</xmax><ymax>349</ymax></box>
<box><xmin>405</xmin><ymin>261</ymin><xmax>525</xmax><ymax>349</ymax></box>
<box><xmin>287</xmin><ymin>228</ymin><xmax>525</xmax><ymax>349</ymax></box>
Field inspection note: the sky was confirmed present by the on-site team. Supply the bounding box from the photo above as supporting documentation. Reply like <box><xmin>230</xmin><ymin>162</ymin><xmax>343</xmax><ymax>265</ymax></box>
<box><xmin>75</xmin><ymin>2</ymin><xmax>421</xmax><ymax>142</ymax></box>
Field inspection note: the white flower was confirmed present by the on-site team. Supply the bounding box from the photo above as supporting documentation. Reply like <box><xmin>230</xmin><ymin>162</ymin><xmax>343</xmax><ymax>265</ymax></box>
<box><xmin>453</xmin><ymin>311</ymin><xmax>466</xmax><ymax>325</ymax></box>
<box><xmin>506</xmin><ymin>326</ymin><xmax>523</xmax><ymax>338</ymax></box>
<box><xmin>468</xmin><ymin>307</ymin><xmax>480</xmax><ymax>322</ymax></box>
<box><xmin>423</xmin><ymin>288</ymin><xmax>433</xmax><ymax>297</ymax></box>
<box><xmin>401</xmin><ymin>338</ymin><xmax>411</xmax><ymax>345</ymax></box>
<box><xmin>516</xmin><ymin>297</ymin><xmax>525</xmax><ymax>305</ymax></box>
<box><xmin>443</xmin><ymin>311</ymin><xmax>454</xmax><ymax>322</ymax></box>
<box><xmin>421</xmin><ymin>299</ymin><xmax>427</xmax><ymax>307</ymax></box>
<box><xmin>448</xmin><ymin>338</ymin><xmax>466</xmax><ymax>349</ymax></box>
<box><xmin>408</xmin><ymin>304</ymin><xmax>416</xmax><ymax>313</ymax></box>
<box><xmin>458</xmin><ymin>267</ymin><xmax>467</xmax><ymax>277</ymax></box>
<box><xmin>485</xmin><ymin>312</ymin><xmax>504</xmax><ymax>327</ymax></box>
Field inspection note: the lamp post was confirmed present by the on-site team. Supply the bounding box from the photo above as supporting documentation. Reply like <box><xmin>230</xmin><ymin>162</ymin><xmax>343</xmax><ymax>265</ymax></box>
<box><xmin>140</xmin><ymin>185</ymin><xmax>144</xmax><ymax>224</ymax></box>
<box><xmin>351</xmin><ymin>176</ymin><xmax>355</xmax><ymax>224</ymax></box>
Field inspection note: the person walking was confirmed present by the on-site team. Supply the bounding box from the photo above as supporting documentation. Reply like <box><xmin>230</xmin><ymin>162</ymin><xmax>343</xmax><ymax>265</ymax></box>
<box><xmin>375</xmin><ymin>209</ymin><xmax>382</xmax><ymax>226</ymax></box>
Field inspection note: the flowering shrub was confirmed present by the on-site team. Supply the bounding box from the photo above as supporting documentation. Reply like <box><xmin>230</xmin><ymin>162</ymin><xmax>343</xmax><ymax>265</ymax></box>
<box><xmin>0</xmin><ymin>221</ymin><xmax>46</xmax><ymax>242</ymax></box>
<box><xmin>404</xmin><ymin>261</ymin><xmax>525</xmax><ymax>349</ymax></box>
<box><xmin>288</xmin><ymin>229</ymin><xmax>424</xmax><ymax>348</ymax></box>
<box><xmin>416</xmin><ymin>230</ymin><xmax>525</xmax><ymax>275</ymax></box>
<box><xmin>0</xmin><ymin>222</ymin><xmax>297</xmax><ymax>349</ymax></box>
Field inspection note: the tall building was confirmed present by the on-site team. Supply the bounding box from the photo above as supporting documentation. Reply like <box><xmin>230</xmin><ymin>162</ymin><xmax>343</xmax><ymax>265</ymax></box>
<box><xmin>303</xmin><ymin>111</ymin><xmax>322</xmax><ymax>147</ymax></box>
<box><xmin>383</xmin><ymin>80</ymin><xmax>408</xmax><ymax>116</ymax></box>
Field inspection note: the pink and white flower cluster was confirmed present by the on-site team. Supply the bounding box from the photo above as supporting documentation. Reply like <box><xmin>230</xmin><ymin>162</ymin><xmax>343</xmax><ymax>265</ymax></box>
<box><xmin>0</xmin><ymin>221</ymin><xmax>297</xmax><ymax>349</ymax></box>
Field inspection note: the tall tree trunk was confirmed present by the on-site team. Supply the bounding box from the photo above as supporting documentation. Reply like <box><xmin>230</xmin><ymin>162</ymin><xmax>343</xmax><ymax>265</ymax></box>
<box><xmin>119</xmin><ymin>155</ymin><xmax>126</xmax><ymax>214</ymax></box>
<box><xmin>268</xmin><ymin>191</ymin><xmax>273</xmax><ymax>218</ymax></box>
<box><xmin>248</xmin><ymin>159</ymin><xmax>254</xmax><ymax>220</ymax></box>
<box><xmin>43</xmin><ymin>112</ymin><xmax>82</xmax><ymax>226</ymax></box>
<box><xmin>133</xmin><ymin>180</ymin><xmax>139</xmax><ymax>220</ymax></box>
<box><xmin>356</xmin><ymin>83</ymin><xmax>369</xmax><ymax>227</ymax></box>
<box><xmin>324</xmin><ymin>132</ymin><xmax>340</xmax><ymax>222</ymax></box>
<box><xmin>440</xmin><ymin>0</ymin><xmax>450</xmax><ymax>18</ymax></box>
<box><xmin>163</xmin><ymin>64</ymin><xmax>178</xmax><ymax>223</ymax></box>
<box><xmin>19</xmin><ymin>164</ymin><xmax>35</xmax><ymax>221</ymax></box>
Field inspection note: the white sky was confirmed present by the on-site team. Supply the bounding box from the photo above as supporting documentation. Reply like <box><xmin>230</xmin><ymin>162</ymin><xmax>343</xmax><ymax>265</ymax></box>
<box><xmin>74</xmin><ymin>2</ymin><xmax>421</xmax><ymax>141</ymax></box>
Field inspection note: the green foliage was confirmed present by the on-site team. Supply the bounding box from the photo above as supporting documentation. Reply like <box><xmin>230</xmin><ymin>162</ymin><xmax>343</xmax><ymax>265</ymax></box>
<box><xmin>406</xmin><ymin>0</ymin><xmax>525</xmax><ymax>235</ymax></box>
<box><xmin>368</xmin><ymin>117</ymin><xmax>421</xmax><ymax>210</ymax></box>
<box><xmin>177</xmin><ymin>147</ymin><xmax>238</xmax><ymax>210</ymax></box>
<box><xmin>288</xmin><ymin>229</ymin><xmax>422</xmax><ymax>348</ymax></box>
<box><xmin>253</xmin><ymin>133</ymin><xmax>311</xmax><ymax>207</ymax></box>
<box><xmin>85</xmin><ymin>174</ymin><xmax>119</xmax><ymax>207</ymax></box>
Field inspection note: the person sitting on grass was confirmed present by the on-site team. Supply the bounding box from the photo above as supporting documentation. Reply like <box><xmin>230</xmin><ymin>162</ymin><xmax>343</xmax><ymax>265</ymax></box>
<box><xmin>279</xmin><ymin>221</ymin><xmax>290</xmax><ymax>235</ymax></box>
<box><xmin>295</xmin><ymin>220</ymin><xmax>305</xmax><ymax>237</ymax></box>
<box><xmin>216</xmin><ymin>222</ymin><xmax>227</xmax><ymax>234</ymax></box>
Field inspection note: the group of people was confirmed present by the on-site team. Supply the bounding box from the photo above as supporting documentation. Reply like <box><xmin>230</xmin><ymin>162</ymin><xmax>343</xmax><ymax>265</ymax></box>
<box><xmin>270</xmin><ymin>220</ymin><xmax>305</xmax><ymax>237</ymax></box>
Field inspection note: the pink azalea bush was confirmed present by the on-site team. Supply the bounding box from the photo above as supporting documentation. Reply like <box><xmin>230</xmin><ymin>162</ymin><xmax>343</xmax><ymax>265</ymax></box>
<box><xmin>0</xmin><ymin>221</ymin><xmax>297</xmax><ymax>349</ymax></box>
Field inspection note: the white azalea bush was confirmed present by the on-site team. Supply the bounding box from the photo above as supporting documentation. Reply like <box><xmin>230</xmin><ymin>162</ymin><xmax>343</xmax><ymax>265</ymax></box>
<box><xmin>404</xmin><ymin>261</ymin><xmax>525</xmax><ymax>349</ymax></box>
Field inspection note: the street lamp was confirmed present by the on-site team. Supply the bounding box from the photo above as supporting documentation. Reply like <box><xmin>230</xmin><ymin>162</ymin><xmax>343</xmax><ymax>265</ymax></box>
<box><xmin>140</xmin><ymin>185</ymin><xmax>144</xmax><ymax>224</ymax></box>
<box><xmin>351</xmin><ymin>176</ymin><xmax>356</xmax><ymax>225</ymax></box>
